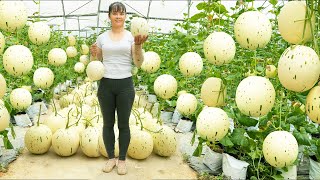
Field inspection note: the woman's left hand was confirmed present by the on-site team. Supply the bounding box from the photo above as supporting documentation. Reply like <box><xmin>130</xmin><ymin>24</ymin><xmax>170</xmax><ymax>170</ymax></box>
<box><xmin>134</xmin><ymin>35</ymin><xmax>148</xmax><ymax>46</ymax></box>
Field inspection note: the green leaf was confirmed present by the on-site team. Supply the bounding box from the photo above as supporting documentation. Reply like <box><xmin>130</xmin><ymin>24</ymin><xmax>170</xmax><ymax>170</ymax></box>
<box><xmin>212</xmin><ymin>3</ymin><xmax>228</xmax><ymax>14</ymax></box>
<box><xmin>196</xmin><ymin>2</ymin><xmax>207</xmax><ymax>10</ymax></box>
<box><xmin>305</xmin><ymin>124</ymin><xmax>319</xmax><ymax>134</ymax></box>
<box><xmin>259</xmin><ymin>112</ymin><xmax>272</xmax><ymax>127</ymax></box>
<box><xmin>3</xmin><ymin>136</ymin><xmax>14</xmax><ymax>149</ymax></box>
<box><xmin>190</xmin><ymin>12</ymin><xmax>206</xmax><ymax>22</ymax></box>
<box><xmin>256</xmin><ymin>65</ymin><xmax>264</xmax><ymax>72</ymax></box>
<box><xmin>165</xmin><ymin>100</ymin><xmax>176</xmax><ymax>107</ymax></box>
<box><xmin>293</xmin><ymin>129</ymin><xmax>311</xmax><ymax>146</ymax></box>
<box><xmin>247</xmin><ymin>130</ymin><xmax>265</xmax><ymax>140</ymax></box>
<box><xmin>191</xmin><ymin>130</ymin><xmax>196</xmax><ymax>146</ymax></box>
<box><xmin>212</xmin><ymin>19</ymin><xmax>226</xmax><ymax>26</ymax></box>
<box><xmin>0</xmin><ymin>129</ymin><xmax>8</xmax><ymax>136</ymax></box>
<box><xmin>272</xmin><ymin>174</ymin><xmax>284</xmax><ymax>180</ymax></box>
<box><xmin>9</xmin><ymin>123</ymin><xmax>16</xmax><ymax>139</ymax></box>
<box><xmin>280</xmin><ymin>123</ymin><xmax>291</xmax><ymax>132</ymax></box>
<box><xmin>237</xmin><ymin>116</ymin><xmax>259</xmax><ymax>127</ymax></box>
<box><xmin>250</xmin><ymin>176</ymin><xmax>258</xmax><ymax>180</ymax></box>
<box><xmin>248</xmin><ymin>149</ymin><xmax>261</xmax><ymax>160</ymax></box>
<box><xmin>317</xmin><ymin>141</ymin><xmax>320</xmax><ymax>160</ymax></box>
<box><xmin>257</xmin><ymin>7</ymin><xmax>265</xmax><ymax>11</ymax></box>
<box><xmin>220</xmin><ymin>136</ymin><xmax>234</xmax><ymax>147</ymax></box>
<box><xmin>234</xmin><ymin>108</ymin><xmax>258</xmax><ymax>127</ymax></box>
<box><xmin>225</xmin><ymin>73</ymin><xmax>238</xmax><ymax>81</ymax></box>
<box><xmin>4</xmin><ymin>100</ymin><xmax>12</xmax><ymax>114</ymax></box>
<box><xmin>295</xmin><ymin>94</ymin><xmax>307</xmax><ymax>104</ymax></box>
<box><xmin>286</xmin><ymin>114</ymin><xmax>306</xmax><ymax>126</ymax></box>
<box><xmin>192</xmin><ymin>137</ymin><xmax>205</xmax><ymax>157</ymax></box>
<box><xmin>230</xmin><ymin>128</ymin><xmax>249</xmax><ymax>147</ymax></box>
<box><xmin>269</xmin><ymin>0</ymin><xmax>278</xmax><ymax>6</ymax></box>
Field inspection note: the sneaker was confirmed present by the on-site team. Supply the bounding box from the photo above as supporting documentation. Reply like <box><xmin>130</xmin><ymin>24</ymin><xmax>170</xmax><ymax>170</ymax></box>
<box><xmin>102</xmin><ymin>158</ymin><xmax>116</xmax><ymax>173</ymax></box>
<box><xmin>117</xmin><ymin>160</ymin><xmax>127</xmax><ymax>175</ymax></box>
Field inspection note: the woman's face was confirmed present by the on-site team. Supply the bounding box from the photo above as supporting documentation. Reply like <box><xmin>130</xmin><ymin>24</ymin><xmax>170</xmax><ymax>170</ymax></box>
<box><xmin>109</xmin><ymin>11</ymin><xmax>126</xmax><ymax>28</ymax></box>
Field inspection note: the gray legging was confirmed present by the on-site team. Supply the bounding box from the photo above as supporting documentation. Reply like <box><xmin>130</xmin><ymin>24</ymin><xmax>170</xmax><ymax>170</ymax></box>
<box><xmin>97</xmin><ymin>77</ymin><xmax>135</xmax><ymax>160</ymax></box>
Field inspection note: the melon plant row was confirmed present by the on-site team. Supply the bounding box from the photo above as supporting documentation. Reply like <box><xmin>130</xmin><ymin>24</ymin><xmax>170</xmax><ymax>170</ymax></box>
<box><xmin>0</xmin><ymin>1</ymin><xmax>93</xmax><ymax>148</ymax></box>
<box><xmin>131</xmin><ymin>1</ymin><xmax>320</xmax><ymax>179</ymax></box>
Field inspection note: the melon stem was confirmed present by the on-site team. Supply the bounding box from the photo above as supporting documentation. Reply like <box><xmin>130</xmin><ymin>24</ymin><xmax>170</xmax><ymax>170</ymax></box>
<box><xmin>156</xmin><ymin>99</ymin><xmax>164</xmax><ymax>126</ymax></box>
<box><xmin>132</xmin><ymin>108</ymin><xmax>144</xmax><ymax>130</ymax></box>
<box><xmin>65</xmin><ymin>108</ymin><xmax>73</xmax><ymax>129</ymax></box>
<box><xmin>254</xmin><ymin>50</ymin><xmax>257</xmax><ymax>72</ymax></box>
<box><xmin>52</xmin><ymin>98</ymin><xmax>58</xmax><ymax>117</ymax></box>
<box><xmin>279</xmin><ymin>95</ymin><xmax>282</xmax><ymax>129</ymax></box>
<box><xmin>36</xmin><ymin>104</ymin><xmax>42</xmax><ymax>126</ymax></box>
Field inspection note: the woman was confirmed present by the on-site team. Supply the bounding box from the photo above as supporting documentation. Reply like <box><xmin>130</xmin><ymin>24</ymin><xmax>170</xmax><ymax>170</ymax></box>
<box><xmin>90</xmin><ymin>2</ymin><xmax>147</xmax><ymax>175</ymax></box>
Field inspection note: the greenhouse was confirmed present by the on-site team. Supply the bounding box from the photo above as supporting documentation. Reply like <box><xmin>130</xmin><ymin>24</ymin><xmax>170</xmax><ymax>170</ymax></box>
<box><xmin>0</xmin><ymin>0</ymin><xmax>319</xmax><ymax>179</ymax></box>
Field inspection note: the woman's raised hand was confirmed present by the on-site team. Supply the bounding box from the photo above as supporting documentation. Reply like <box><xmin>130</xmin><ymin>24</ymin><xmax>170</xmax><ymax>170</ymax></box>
<box><xmin>134</xmin><ymin>35</ymin><xmax>148</xmax><ymax>46</ymax></box>
<box><xmin>90</xmin><ymin>43</ymin><xmax>98</xmax><ymax>56</ymax></box>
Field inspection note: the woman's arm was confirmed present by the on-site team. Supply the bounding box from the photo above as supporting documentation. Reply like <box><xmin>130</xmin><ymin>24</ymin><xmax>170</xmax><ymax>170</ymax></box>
<box><xmin>132</xmin><ymin>35</ymin><xmax>148</xmax><ymax>68</ymax></box>
<box><xmin>132</xmin><ymin>44</ymin><xmax>143</xmax><ymax>68</ymax></box>
<box><xmin>90</xmin><ymin>43</ymin><xmax>103</xmax><ymax>61</ymax></box>
<box><xmin>96</xmin><ymin>46</ymin><xmax>103</xmax><ymax>61</ymax></box>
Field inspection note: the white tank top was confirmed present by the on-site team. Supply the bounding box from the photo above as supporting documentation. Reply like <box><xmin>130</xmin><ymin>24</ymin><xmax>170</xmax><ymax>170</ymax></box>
<box><xmin>96</xmin><ymin>30</ymin><xmax>134</xmax><ymax>79</ymax></box>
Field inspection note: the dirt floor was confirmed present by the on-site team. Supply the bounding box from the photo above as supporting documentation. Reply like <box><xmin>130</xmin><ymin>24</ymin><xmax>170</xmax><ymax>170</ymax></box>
<box><xmin>0</xmin><ymin>121</ymin><xmax>198</xmax><ymax>180</ymax></box>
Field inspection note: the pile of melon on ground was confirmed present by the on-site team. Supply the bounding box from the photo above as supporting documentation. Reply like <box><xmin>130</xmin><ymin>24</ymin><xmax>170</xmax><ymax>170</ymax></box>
<box><xmin>24</xmin><ymin>79</ymin><xmax>177</xmax><ymax>161</ymax></box>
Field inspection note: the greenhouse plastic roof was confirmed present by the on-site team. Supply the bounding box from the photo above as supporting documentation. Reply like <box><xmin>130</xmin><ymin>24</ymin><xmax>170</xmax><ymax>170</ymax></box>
<box><xmin>22</xmin><ymin>0</ymin><xmax>277</xmax><ymax>37</ymax></box>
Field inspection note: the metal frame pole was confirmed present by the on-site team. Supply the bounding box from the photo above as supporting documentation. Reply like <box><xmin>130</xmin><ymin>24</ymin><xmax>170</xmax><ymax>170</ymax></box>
<box><xmin>61</xmin><ymin>0</ymin><xmax>66</xmax><ymax>34</ymax></box>
<box><xmin>97</xmin><ymin>0</ymin><xmax>102</xmax><ymax>34</ymax></box>
<box><xmin>147</xmin><ymin>0</ymin><xmax>152</xmax><ymax>20</ymax></box>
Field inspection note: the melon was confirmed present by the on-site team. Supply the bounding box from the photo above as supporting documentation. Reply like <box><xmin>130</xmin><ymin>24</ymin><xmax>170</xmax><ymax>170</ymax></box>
<box><xmin>203</xmin><ymin>32</ymin><xmax>236</xmax><ymax>65</ymax></box>
<box><xmin>48</xmin><ymin>48</ymin><xmax>67</xmax><ymax>66</ymax></box>
<box><xmin>278</xmin><ymin>1</ymin><xmax>316</xmax><ymax>44</ymax></box>
<box><xmin>80</xmin><ymin>44</ymin><xmax>89</xmax><ymax>55</ymax></box>
<box><xmin>141</xmin><ymin>51</ymin><xmax>161</xmax><ymax>73</ymax></box>
<box><xmin>0</xmin><ymin>74</ymin><xmax>6</xmax><ymax>99</ymax></box>
<box><xmin>234</xmin><ymin>11</ymin><xmax>272</xmax><ymax>50</ymax></box>
<box><xmin>10</xmin><ymin>88</ymin><xmax>32</xmax><ymax>110</ymax></box>
<box><xmin>235</xmin><ymin>76</ymin><xmax>275</xmax><ymax>117</ymax></box>
<box><xmin>263</xmin><ymin>131</ymin><xmax>298</xmax><ymax>168</ymax></box>
<box><xmin>152</xmin><ymin>125</ymin><xmax>177</xmax><ymax>157</ymax></box>
<box><xmin>66</xmin><ymin>46</ymin><xmax>78</xmax><ymax>58</ymax></box>
<box><xmin>306</xmin><ymin>86</ymin><xmax>320</xmax><ymax>124</ymax></box>
<box><xmin>153</xmin><ymin>74</ymin><xmax>177</xmax><ymax>100</ymax></box>
<box><xmin>176</xmin><ymin>93</ymin><xmax>198</xmax><ymax>115</ymax></box>
<box><xmin>3</xmin><ymin>45</ymin><xmax>33</xmax><ymax>77</ymax></box>
<box><xmin>0</xmin><ymin>32</ymin><xmax>5</xmax><ymax>54</ymax></box>
<box><xmin>86</xmin><ymin>61</ymin><xmax>105</xmax><ymax>81</ymax></box>
<box><xmin>0</xmin><ymin>100</ymin><xmax>10</xmax><ymax>132</ymax></box>
<box><xmin>74</xmin><ymin>62</ymin><xmax>85</xmax><ymax>73</ymax></box>
<box><xmin>68</xmin><ymin>35</ymin><xmax>76</xmax><ymax>46</ymax></box>
<box><xmin>52</xmin><ymin>128</ymin><xmax>80</xmax><ymax>157</ymax></box>
<box><xmin>0</xmin><ymin>1</ymin><xmax>28</xmax><ymax>32</ymax></box>
<box><xmin>24</xmin><ymin>124</ymin><xmax>52</xmax><ymax>154</ymax></box>
<box><xmin>179</xmin><ymin>52</ymin><xmax>203</xmax><ymax>77</ymax></box>
<box><xmin>278</xmin><ymin>45</ymin><xmax>320</xmax><ymax>92</ymax></box>
<box><xmin>201</xmin><ymin>77</ymin><xmax>226</xmax><ymax>107</ymax></box>
<box><xmin>33</xmin><ymin>67</ymin><xmax>55</xmax><ymax>89</ymax></box>
<box><xmin>131</xmin><ymin>17</ymin><xmax>149</xmax><ymax>37</ymax></box>
<box><xmin>196</xmin><ymin>107</ymin><xmax>229</xmax><ymax>142</ymax></box>
<box><xmin>128</xmin><ymin>129</ymin><xmax>153</xmax><ymax>159</ymax></box>
<box><xmin>28</xmin><ymin>22</ymin><xmax>51</xmax><ymax>45</ymax></box>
